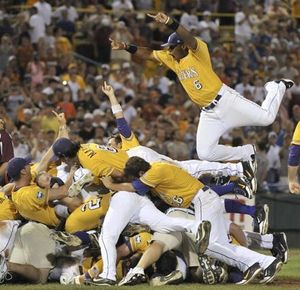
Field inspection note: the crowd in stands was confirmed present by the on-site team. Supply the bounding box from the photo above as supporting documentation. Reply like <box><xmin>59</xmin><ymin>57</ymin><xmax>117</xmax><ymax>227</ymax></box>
<box><xmin>1</xmin><ymin>0</ymin><xmax>300</xmax><ymax>193</ymax></box>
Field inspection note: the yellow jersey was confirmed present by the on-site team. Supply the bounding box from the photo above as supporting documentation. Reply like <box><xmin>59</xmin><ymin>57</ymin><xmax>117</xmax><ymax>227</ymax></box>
<box><xmin>0</xmin><ymin>192</ymin><xmax>19</xmax><ymax>220</ymax></box>
<box><xmin>292</xmin><ymin>121</ymin><xmax>300</xmax><ymax>145</ymax></box>
<box><xmin>77</xmin><ymin>144</ymin><xmax>129</xmax><ymax>177</ymax></box>
<box><xmin>65</xmin><ymin>194</ymin><xmax>111</xmax><ymax>233</ymax></box>
<box><xmin>152</xmin><ymin>38</ymin><xmax>222</xmax><ymax>107</ymax></box>
<box><xmin>121</xmin><ymin>132</ymin><xmax>140</xmax><ymax>151</ymax></box>
<box><xmin>83</xmin><ymin>232</ymin><xmax>152</xmax><ymax>280</ymax></box>
<box><xmin>140</xmin><ymin>161</ymin><xmax>204</xmax><ymax>208</ymax></box>
<box><xmin>11</xmin><ymin>184</ymin><xmax>60</xmax><ymax>227</ymax></box>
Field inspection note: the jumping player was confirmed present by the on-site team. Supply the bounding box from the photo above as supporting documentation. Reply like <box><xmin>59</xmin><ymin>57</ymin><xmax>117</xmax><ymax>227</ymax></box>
<box><xmin>110</xmin><ymin>12</ymin><xmax>294</xmax><ymax>163</ymax></box>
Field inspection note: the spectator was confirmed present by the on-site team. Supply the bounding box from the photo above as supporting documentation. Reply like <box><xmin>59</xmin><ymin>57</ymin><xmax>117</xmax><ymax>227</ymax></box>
<box><xmin>26</xmin><ymin>52</ymin><xmax>46</xmax><ymax>87</ymax></box>
<box><xmin>198</xmin><ymin>11</ymin><xmax>219</xmax><ymax>45</ymax></box>
<box><xmin>79</xmin><ymin>113</ymin><xmax>96</xmax><ymax>141</ymax></box>
<box><xmin>234</xmin><ymin>4</ymin><xmax>254</xmax><ymax>44</ymax></box>
<box><xmin>28</xmin><ymin>6</ymin><xmax>46</xmax><ymax>47</ymax></box>
<box><xmin>56</xmin><ymin>9</ymin><xmax>76</xmax><ymax>40</ymax></box>
<box><xmin>53</xmin><ymin>0</ymin><xmax>78</xmax><ymax>23</ymax></box>
<box><xmin>0</xmin><ymin>35</ymin><xmax>15</xmax><ymax>73</ymax></box>
<box><xmin>34</xmin><ymin>0</ymin><xmax>52</xmax><ymax>26</ymax></box>
<box><xmin>180</xmin><ymin>7</ymin><xmax>199</xmax><ymax>31</ymax></box>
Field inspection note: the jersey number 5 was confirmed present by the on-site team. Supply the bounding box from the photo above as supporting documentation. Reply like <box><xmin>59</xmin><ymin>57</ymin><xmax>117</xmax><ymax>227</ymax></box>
<box><xmin>193</xmin><ymin>80</ymin><xmax>202</xmax><ymax>90</ymax></box>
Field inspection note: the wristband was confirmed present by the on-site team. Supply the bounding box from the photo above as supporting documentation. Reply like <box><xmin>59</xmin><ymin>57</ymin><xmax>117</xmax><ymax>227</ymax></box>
<box><xmin>125</xmin><ymin>44</ymin><xmax>138</xmax><ymax>54</ymax></box>
<box><xmin>112</xmin><ymin>104</ymin><xmax>123</xmax><ymax>114</ymax></box>
<box><xmin>167</xmin><ymin>17</ymin><xmax>179</xmax><ymax>31</ymax></box>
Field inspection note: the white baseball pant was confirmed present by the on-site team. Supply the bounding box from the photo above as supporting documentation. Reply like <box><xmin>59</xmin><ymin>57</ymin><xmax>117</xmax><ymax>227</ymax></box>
<box><xmin>127</xmin><ymin>146</ymin><xmax>244</xmax><ymax>179</ymax></box>
<box><xmin>192</xmin><ymin>188</ymin><xmax>275</xmax><ymax>272</ymax></box>
<box><xmin>98</xmin><ymin>191</ymin><xmax>199</xmax><ymax>281</ymax></box>
<box><xmin>197</xmin><ymin>81</ymin><xmax>286</xmax><ymax>161</ymax></box>
<box><xmin>0</xmin><ymin>220</ymin><xmax>21</xmax><ymax>258</ymax></box>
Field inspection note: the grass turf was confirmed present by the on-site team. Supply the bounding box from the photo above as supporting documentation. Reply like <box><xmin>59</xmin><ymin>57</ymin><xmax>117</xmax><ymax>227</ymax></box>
<box><xmin>3</xmin><ymin>249</ymin><xmax>300</xmax><ymax>290</ymax></box>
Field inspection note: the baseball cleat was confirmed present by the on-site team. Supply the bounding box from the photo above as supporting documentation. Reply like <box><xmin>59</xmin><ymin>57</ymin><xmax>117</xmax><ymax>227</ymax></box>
<box><xmin>236</xmin><ymin>262</ymin><xmax>262</xmax><ymax>285</ymax></box>
<box><xmin>250</xmin><ymin>144</ymin><xmax>257</xmax><ymax>174</ymax></box>
<box><xmin>233</xmin><ymin>177</ymin><xmax>254</xmax><ymax>199</ymax></box>
<box><xmin>241</xmin><ymin>160</ymin><xmax>257</xmax><ymax>193</ymax></box>
<box><xmin>271</xmin><ymin>232</ymin><xmax>288</xmax><ymax>264</ymax></box>
<box><xmin>259</xmin><ymin>258</ymin><xmax>283</xmax><ymax>284</ymax></box>
<box><xmin>199</xmin><ymin>254</ymin><xmax>216</xmax><ymax>285</ymax></box>
<box><xmin>88</xmin><ymin>277</ymin><xmax>117</xmax><ymax>286</ymax></box>
<box><xmin>118</xmin><ymin>267</ymin><xmax>147</xmax><ymax>286</ymax></box>
<box><xmin>68</xmin><ymin>169</ymin><xmax>94</xmax><ymax>197</ymax></box>
<box><xmin>0</xmin><ymin>255</ymin><xmax>11</xmax><ymax>284</ymax></box>
<box><xmin>150</xmin><ymin>270</ymin><xmax>183</xmax><ymax>286</ymax></box>
<box><xmin>50</xmin><ymin>231</ymin><xmax>82</xmax><ymax>247</ymax></box>
<box><xmin>195</xmin><ymin>220</ymin><xmax>211</xmax><ymax>255</ymax></box>
<box><xmin>276</xmin><ymin>79</ymin><xmax>294</xmax><ymax>89</ymax></box>
<box><xmin>254</xmin><ymin>204</ymin><xmax>269</xmax><ymax>235</ymax></box>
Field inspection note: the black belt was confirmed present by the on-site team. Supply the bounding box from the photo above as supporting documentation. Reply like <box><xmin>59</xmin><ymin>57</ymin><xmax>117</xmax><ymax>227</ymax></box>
<box><xmin>203</xmin><ymin>94</ymin><xmax>222</xmax><ymax>110</ymax></box>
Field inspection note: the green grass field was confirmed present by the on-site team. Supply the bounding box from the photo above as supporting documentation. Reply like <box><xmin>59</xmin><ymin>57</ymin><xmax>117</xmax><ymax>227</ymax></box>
<box><xmin>3</xmin><ymin>250</ymin><xmax>300</xmax><ymax>290</ymax></box>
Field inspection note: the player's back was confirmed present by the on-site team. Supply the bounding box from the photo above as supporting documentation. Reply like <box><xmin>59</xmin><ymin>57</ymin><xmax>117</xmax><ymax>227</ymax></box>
<box><xmin>65</xmin><ymin>193</ymin><xmax>111</xmax><ymax>233</ymax></box>
<box><xmin>78</xmin><ymin>143</ymin><xmax>129</xmax><ymax>177</ymax></box>
<box><xmin>140</xmin><ymin>161</ymin><xmax>204</xmax><ymax>208</ymax></box>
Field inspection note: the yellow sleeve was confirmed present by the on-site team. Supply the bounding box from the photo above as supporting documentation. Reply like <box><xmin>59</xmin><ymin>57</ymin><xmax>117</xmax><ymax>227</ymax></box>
<box><xmin>292</xmin><ymin>122</ymin><xmax>300</xmax><ymax>145</ymax></box>
<box><xmin>121</xmin><ymin>132</ymin><xmax>140</xmax><ymax>150</ymax></box>
<box><xmin>152</xmin><ymin>50</ymin><xmax>176</xmax><ymax>70</ymax></box>
<box><xmin>28</xmin><ymin>186</ymin><xmax>48</xmax><ymax>208</ymax></box>
<box><xmin>139</xmin><ymin>167</ymin><xmax>159</xmax><ymax>188</ymax></box>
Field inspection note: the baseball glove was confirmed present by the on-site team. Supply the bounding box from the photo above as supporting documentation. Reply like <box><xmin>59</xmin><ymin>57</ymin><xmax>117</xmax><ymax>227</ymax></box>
<box><xmin>121</xmin><ymin>223</ymin><xmax>151</xmax><ymax>237</ymax></box>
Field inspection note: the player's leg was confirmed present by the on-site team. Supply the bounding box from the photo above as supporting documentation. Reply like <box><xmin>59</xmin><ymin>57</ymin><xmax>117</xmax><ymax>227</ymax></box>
<box><xmin>93</xmin><ymin>191</ymin><xmax>139</xmax><ymax>284</ymax></box>
<box><xmin>192</xmin><ymin>189</ymin><xmax>278</xmax><ymax>283</ymax></box>
<box><xmin>179</xmin><ymin>160</ymin><xmax>244</xmax><ymax>179</ymax></box>
<box><xmin>196</xmin><ymin>110</ymin><xmax>255</xmax><ymax>162</ymax></box>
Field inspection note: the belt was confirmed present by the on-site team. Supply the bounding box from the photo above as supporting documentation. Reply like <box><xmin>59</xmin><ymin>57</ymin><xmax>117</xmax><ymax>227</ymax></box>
<box><xmin>203</xmin><ymin>94</ymin><xmax>222</xmax><ymax>110</ymax></box>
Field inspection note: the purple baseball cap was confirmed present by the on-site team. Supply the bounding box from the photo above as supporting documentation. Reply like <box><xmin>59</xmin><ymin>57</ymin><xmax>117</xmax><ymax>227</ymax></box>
<box><xmin>52</xmin><ymin>137</ymin><xmax>78</xmax><ymax>158</ymax></box>
<box><xmin>7</xmin><ymin>157</ymin><xmax>31</xmax><ymax>181</ymax></box>
<box><xmin>161</xmin><ymin>32</ymin><xmax>183</xmax><ymax>47</ymax></box>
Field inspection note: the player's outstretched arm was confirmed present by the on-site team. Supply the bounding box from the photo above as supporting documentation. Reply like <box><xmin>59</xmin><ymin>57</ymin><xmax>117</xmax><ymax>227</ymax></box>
<box><xmin>101</xmin><ymin>81</ymin><xmax>124</xmax><ymax>119</ymax></box>
<box><xmin>147</xmin><ymin>12</ymin><xmax>197</xmax><ymax>50</ymax></box>
<box><xmin>110</xmin><ymin>38</ymin><xmax>156</xmax><ymax>61</ymax></box>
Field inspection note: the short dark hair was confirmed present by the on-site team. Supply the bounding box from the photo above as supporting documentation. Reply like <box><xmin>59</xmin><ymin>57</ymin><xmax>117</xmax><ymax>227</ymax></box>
<box><xmin>155</xmin><ymin>251</ymin><xmax>177</xmax><ymax>275</ymax></box>
<box><xmin>124</xmin><ymin>157</ymin><xmax>151</xmax><ymax>178</ymax></box>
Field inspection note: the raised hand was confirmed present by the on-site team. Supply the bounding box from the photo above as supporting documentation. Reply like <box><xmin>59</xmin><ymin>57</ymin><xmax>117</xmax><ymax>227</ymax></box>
<box><xmin>147</xmin><ymin>12</ymin><xmax>169</xmax><ymax>24</ymax></box>
<box><xmin>52</xmin><ymin>111</ymin><xmax>66</xmax><ymax>126</ymax></box>
<box><xmin>109</xmin><ymin>38</ymin><xmax>126</xmax><ymax>50</ymax></box>
<box><xmin>102</xmin><ymin>81</ymin><xmax>114</xmax><ymax>97</ymax></box>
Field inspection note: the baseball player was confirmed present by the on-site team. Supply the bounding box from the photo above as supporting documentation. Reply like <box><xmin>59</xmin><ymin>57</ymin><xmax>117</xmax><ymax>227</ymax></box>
<box><xmin>288</xmin><ymin>121</ymin><xmax>300</xmax><ymax>194</ymax></box>
<box><xmin>110</xmin><ymin>12</ymin><xmax>294</xmax><ymax>163</ymax></box>
<box><xmin>102</xmin><ymin>81</ymin><xmax>256</xmax><ymax>192</ymax></box>
<box><xmin>102</xmin><ymin>156</ymin><xmax>282</xmax><ymax>285</ymax></box>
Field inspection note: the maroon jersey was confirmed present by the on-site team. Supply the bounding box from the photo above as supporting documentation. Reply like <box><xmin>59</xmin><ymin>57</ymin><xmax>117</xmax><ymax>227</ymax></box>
<box><xmin>0</xmin><ymin>130</ymin><xmax>14</xmax><ymax>164</ymax></box>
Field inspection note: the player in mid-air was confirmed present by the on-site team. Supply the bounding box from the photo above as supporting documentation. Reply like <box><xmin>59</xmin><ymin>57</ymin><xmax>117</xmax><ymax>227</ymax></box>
<box><xmin>110</xmin><ymin>12</ymin><xmax>294</xmax><ymax>164</ymax></box>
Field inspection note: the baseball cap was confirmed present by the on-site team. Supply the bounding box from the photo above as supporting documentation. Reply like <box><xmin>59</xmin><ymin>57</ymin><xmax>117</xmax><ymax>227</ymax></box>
<box><xmin>52</xmin><ymin>138</ymin><xmax>77</xmax><ymax>158</ymax></box>
<box><xmin>7</xmin><ymin>157</ymin><xmax>31</xmax><ymax>181</ymax></box>
<box><xmin>161</xmin><ymin>32</ymin><xmax>183</xmax><ymax>48</ymax></box>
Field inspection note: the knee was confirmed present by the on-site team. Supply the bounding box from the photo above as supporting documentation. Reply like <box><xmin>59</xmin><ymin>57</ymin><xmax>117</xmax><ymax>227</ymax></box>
<box><xmin>100</xmin><ymin>229</ymin><xmax>119</xmax><ymax>244</ymax></box>
<box><xmin>197</xmin><ymin>146</ymin><xmax>215</xmax><ymax>161</ymax></box>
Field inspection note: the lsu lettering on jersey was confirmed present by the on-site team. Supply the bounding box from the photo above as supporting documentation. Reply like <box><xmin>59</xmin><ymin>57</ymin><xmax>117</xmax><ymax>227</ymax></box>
<box><xmin>65</xmin><ymin>194</ymin><xmax>111</xmax><ymax>233</ymax></box>
<box><xmin>152</xmin><ymin>38</ymin><xmax>222</xmax><ymax>107</ymax></box>
<box><xmin>0</xmin><ymin>192</ymin><xmax>19</xmax><ymax>220</ymax></box>
<box><xmin>12</xmin><ymin>184</ymin><xmax>60</xmax><ymax>227</ymax></box>
<box><xmin>77</xmin><ymin>144</ymin><xmax>129</xmax><ymax>177</ymax></box>
<box><xmin>140</xmin><ymin>162</ymin><xmax>204</xmax><ymax>208</ymax></box>
<box><xmin>292</xmin><ymin>121</ymin><xmax>300</xmax><ymax>145</ymax></box>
